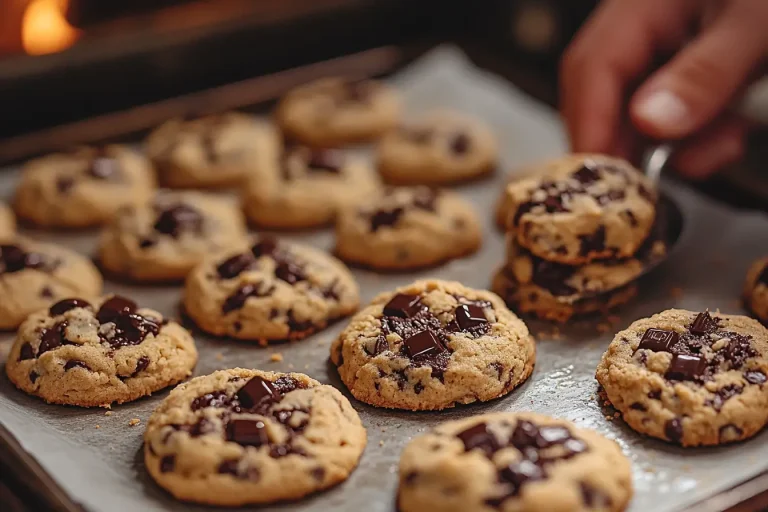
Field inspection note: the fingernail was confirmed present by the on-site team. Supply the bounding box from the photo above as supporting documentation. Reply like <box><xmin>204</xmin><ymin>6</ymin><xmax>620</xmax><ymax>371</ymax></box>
<box><xmin>634</xmin><ymin>90</ymin><xmax>690</xmax><ymax>133</ymax></box>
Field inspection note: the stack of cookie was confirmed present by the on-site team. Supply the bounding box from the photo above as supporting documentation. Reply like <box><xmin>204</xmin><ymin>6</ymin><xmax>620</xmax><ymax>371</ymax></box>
<box><xmin>492</xmin><ymin>154</ymin><xmax>663</xmax><ymax>322</ymax></box>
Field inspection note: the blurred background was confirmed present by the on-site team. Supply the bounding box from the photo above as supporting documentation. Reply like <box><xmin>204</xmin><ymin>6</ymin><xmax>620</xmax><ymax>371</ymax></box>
<box><xmin>0</xmin><ymin>0</ymin><xmax>765</xmax><ymax>201</ymax></box>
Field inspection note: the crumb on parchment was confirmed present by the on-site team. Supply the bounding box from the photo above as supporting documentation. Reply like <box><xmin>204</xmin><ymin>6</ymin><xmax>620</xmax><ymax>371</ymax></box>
<box><xmin>270</xmin><ymin>353</ymin><xmax>284</xmax><ymax>362</ymax></box>
<box><xmin>128</xmin><ymin>418</ymin><xmax>141</xmax><ymax>427</ymax></box>
<box><xmin>104</xmin><ymin>411</ymin><xmax>113</xmax><ymax>416</ymax></box>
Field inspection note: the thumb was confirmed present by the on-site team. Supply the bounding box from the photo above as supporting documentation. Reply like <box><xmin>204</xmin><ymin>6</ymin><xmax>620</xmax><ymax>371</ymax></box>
<box><xmin>630</xmin><ymin>1</ymin><xmax>768</xmax><ymax>140</ymax></box>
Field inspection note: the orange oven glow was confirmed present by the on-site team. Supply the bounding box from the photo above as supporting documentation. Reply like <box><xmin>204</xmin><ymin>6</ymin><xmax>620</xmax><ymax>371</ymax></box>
<box><xmin>22</xmin><ymin>0</ymin><xmax>80</xmax><ymax>55</ymax></box>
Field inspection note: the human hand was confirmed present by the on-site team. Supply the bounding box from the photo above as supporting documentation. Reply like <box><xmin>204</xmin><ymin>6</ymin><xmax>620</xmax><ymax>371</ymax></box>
<box><xmin>560</xmin><ymin>0</ymin><xmax>768</xmax><ymax>178</ymax></box>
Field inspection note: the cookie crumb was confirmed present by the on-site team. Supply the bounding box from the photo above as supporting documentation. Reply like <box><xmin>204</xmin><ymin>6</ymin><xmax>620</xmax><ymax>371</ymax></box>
<box><xmin>95</xmin><ymin>425</ymin><xmax>100</xmax><ymax>429</ymax></box>
<box><xmin>379</xmin><ymin>440</ymin><xmax>385</xmax><ymax>447</ymax></box>
<box><xmin>128</xmin><ymin>418</ymin><xmax>141</xmax><ymax>427</ymax></box>
<box><xmin>104</xmin><ymin>411</ymin><xmax>113</xmax><ymax>416</ymax></box>
<box><xmin>270</xmin><ymin>353</ymin><xmax>284</xmax><ymax>362</ymax></box>
<box><xmin>215</xmin><ymin>352</ymin><xmax>224</xmax><ymax>361</ymax></box>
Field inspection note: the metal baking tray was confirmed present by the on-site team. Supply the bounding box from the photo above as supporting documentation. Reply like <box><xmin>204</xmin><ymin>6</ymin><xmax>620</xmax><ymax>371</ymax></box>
<box><xmin>2</xmin><ymin>46</ymin><xmax>768</xmax><ymax>512</ymax></box>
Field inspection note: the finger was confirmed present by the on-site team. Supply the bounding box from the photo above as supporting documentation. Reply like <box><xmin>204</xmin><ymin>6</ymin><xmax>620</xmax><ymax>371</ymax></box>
<box><xmin>560</xmin><ymin>0</ymin><xmax>694</xmax><ymax>153</ymax></box>
<box><xmin>670</xmin><ymin>116</ymin><xmax>748</xmax><ymax>178</ymax></box>
<box><xmin>630</xmin><ymin>1</ymin><xmax>768</xmax><ymax>140</ymax></box>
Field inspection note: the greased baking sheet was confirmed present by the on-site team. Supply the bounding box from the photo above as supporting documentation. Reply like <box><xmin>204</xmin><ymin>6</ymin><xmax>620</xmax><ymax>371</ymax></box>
<box><xmin>1</xmin><ymin>46</ymin><xmax>768</xmax><ymax>512</ymax></box>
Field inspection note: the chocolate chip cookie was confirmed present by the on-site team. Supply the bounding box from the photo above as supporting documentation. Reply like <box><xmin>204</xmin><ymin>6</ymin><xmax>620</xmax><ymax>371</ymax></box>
<box><xmin>334</xmin><ymin>186</ymin><xmax>482</xmax><ymax>270</ymax></box>
<box><xmin>144</xmin><ymin>368</ymin><xmax>366</xmax><ymax>506</ymax></box>
<box><xmin>377</xmin><ymin>110</ymin><xmax>497</xmax><ymax>186</ymax></box>
<box><xmin>242</xmin><ymin>143</ymin><xmax>380</xmax><ymax>229</ymax></box>
<box><xmin>99</xmin><ymin>191</ymin><xmax>247</xmax><ymax>282</ymax></box>
<box><xmin>505</xmin><ymin>154</ymin><xmax>657</xmax><ymax>264</ymax></box>
<box><xmin>0</xmin><ymin>202</ymin><xmax>16</xmax><ymax>241</ymax></box>
<box><xmin>6</xmin><ymin>295</ymin><xmax>197</xmax><ymax>406</ymax></box>
<box><xmin>491</xmin><ymin>266</ymin><xmax>638</xmax><ymax>324</ymax></box>
<box><xmin>744</xmin><ymin>257</ymin><xmax>768</xmax><ymax>324</ymax></box>
<box><xmin>146</xmin><ymin>113</ymin><xmax>274</xmax><ymax>189</ymax></box>
<box><xmin>184</xmin><ymin>237</ymin><xmax>359</xmax><ymax>343</ymax></box>
<box><xmin>330</xmin><ymin>279</ymin><xmax>535</xmax><ymax>411</ymax></box>
<box><xmin>13</xmin><ymin>145</ymin><xmax>156</xmax><ymax>228</ymax></box>
<box><xmin>398</xmin><ymin>412</ymin><xmax>632</xmax><ymax>512</ymax></box>
<box><xmin>0</xmin><ymin>239</ymin><xmax>103</xmax><ymax>329</ymax></box>
<box><xmin>275</xmin><ymin>77</ymin><xmax>400</xmax><ymax>147</ymax></box>
<box><xmin>597</xmin><ymin>309</ymin><xmax>768</xmax><ymax>446</ymax></box>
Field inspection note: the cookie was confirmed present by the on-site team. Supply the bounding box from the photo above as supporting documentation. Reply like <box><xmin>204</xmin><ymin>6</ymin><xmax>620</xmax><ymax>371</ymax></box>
<box><xmin>744</xmin><ymin>257</ymin><xmax>768</xmax><ymax>324</ymax></box>
<box><xmin>146</xmin><ymin>113</ymin><xmax>272</xmax><ymax>189</ymax></box>
<box><xmin>183</xmin><ymin>236</ymin><xmax>359</xmax><ymax>343</ymax></box>
<box><xmin>275</xmin><ymin>77</ymin><xmax>400</xmax><ymax>147</ymax></box>
<box><xmin>144</xmin><ymin>368</ymin><xmax>366</xmax><ymax>506</ymax></box>
<box><xmin>0</xmin><ymin>239</ymin><xmax>103</xmax><ymax>329</ymax></box>
<box><xmin>334</xmin><ymin>186</ymin><xmax>482</xmax><ymax>270</ymax></box>
<box><xmin>242</xmin><ymin>143</ymin><xmax>380</xmax><ymax>229</ymax></box>
<box><xmin>398</xmin><ymin>412</ymin><xmax>632</xmax><ymax>512</ymax></box>
<box><xmin>5</xmin><ymin>295</ymin><xmax>197</xmax><ymax>407</ymax></box>
<box><xmin>491</xmin><ymin>266</ymin><xmax>638</xmax><ymax>323</ymax></box>
<box><xmin>99</xmin><ymin>191</ymin><xmax>247</xmax><ymax>282</ymax></box>
<box><xmin>376</xmin><ymin>110</ymin><xmax>497</xmax><ymax>186</ymax></box>
<box><xmin>0</xmin><ymin>202</ymin><xmax>16</xmax><ymax>241</ymax></box>
<box><xmin>330</xmin><ymin>279</ymin><xmax>535</xmax><ymax>411</ymax></box>
<box><xmin>505</xmin><ymin>154</ymin><xmax>657</xmax><ymax>264</ymax></box>
<box><xmin>13</xmin><ymin>145</ymin><xmax>156</xmax><ymax>228</ymax></box>
<box><xmin>596</xmin><ymin>309</ymin><xmax>768</xmax><ymax>446</ymax></box>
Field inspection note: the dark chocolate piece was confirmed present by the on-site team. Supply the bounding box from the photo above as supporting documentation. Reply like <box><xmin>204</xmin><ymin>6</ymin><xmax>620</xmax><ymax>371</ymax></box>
<box><xmin>227</xmin><ymin>419</ymin><xmax>270</xmax><ymax>447</ymax></box>
<box><xmin>637</xmin><ymin>328</ymin><xmax>679</xmax><ymax>353</ymax></box>
<box><xmin>454</xmin><ymin>304</ymin><xmax>488</xmax><ymax>332</ymax></box>
<box><xmin>665</xmin><ymin>354</ymin><xmax>706</xmax><ymax>381</ymax></box>
<box><xmin>689</xmin><ymin>311</ymin><xmax>718</xmax><ymax>335</ymax></box>
<box><xmin>382</xmin><ymin>294</ymin><xmax>423</xmax><ymax>319</ymax></box>
<box><xmin>236</xmin><ymin>376</ymin><xmax>281</xmax><ymax>410</ymax></box>
<box><xmin>456</xmin><ymin>423</ymin><xmax>500</xmax><ymax>456</ymax></box>
<box><xmin>216</xmin><ymin>253</ymin><xmax>254</xmax><ymax>279</ymax></box>
<box><xmin>153</xmin><ymin>204</ymin><xmax>204</xmax><ymax>238</ymax></box>
<box><xmin>96</xmin><ymin>296</ymin><xmax>137</xmax><ymax>324</ymax></box>
<box><xmin>403</xmin><ymin>330</ymin><xmax>446</xmax><ymax>360</ymax></box>
<box><xmin>49</xmin><ymin>298</ymin><xmax>90</xmax><ymax>316</ymax></box>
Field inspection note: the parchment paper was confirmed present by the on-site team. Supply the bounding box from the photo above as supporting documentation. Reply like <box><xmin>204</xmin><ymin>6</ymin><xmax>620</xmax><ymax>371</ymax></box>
<box><xmin>2</xmin><ymin>46</ymin><xmax>768</xmax><ymax>512</ymax></box>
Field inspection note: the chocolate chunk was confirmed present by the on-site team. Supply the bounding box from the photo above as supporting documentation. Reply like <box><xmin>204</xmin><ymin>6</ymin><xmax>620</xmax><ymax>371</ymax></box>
<box><xmin>222</xmin><ymin>283</ymin><xmax>270</xmax><ymax>314</ymax></box>
<box><xmin>97</xmin><ymin>296</ymin><xmax>137</xmax><ymax>324</ymax></box>
<box><xmin>489</xmin><ymin>362</ymin><xmax>504</xmax><ymax>379</ymax></box>
<box><xmin>132</xmin><ymin>356</ymin><xmax>150</xmax><ymax>377</ymax></box>
<box><xmin>622</xmin><ymin>209</ymin><xmax>638</xmax><ymax>227</ymax></box>
<box><xmin>218</xmin><ymin>459</ymin><xmax>240</xmax><ymax>476</ymax></box>
<box><xmin>272</xmin><ymin>375</ymin><xmax>304</xmax><ymax>395</ymax></box>
<box><xmin>153</xmin><ymin>204</ymin><xmax>204</xmax><ymax>238</ymax></box>
<box><xmin>498</xmin><ymin>460</ymin><xmax>545</xmax><ymax>496</ymax></box>
<box><xmin>49</xmin><ymin>298</ymin><xmax>91</xmax><ymax>316</ymax></box>
<box><xmin>216</xmin><ymin>253</ymin><xmax>254</xmax><ymax>279</ymax></box>
<box><xmin>56</xmin><ymin>176</ymin><xmax>75</xmax><ymax>194</ymax></box>
<box><xmin>450</xmin><ymin>133</ymin><xmax>470</xmax><ymax>155</ymax></box>
<box><xmin>274</xmin><ymin>261</ymin><xmax>306</xmax><ymax>285</ymax></box>
<box><xmin>40</xmin><ymin>286</ymin><xmax>54</xmax><ymax>299</ymax></box>
<box><xmin>666</xmin><ymin>354</ymin><xmax>706</xmax><ymax>381</ymax></box>
<box><xmin>571</xmin><ymin>163</ymin><xmax>600</xmax><ymax>184</ymax></box>
<box><xmin>637</xmin><ymin>328</ymin><xmax>679</xmax><ymax>353</ymax></box>
<box><xmin>629</xmin><ymin>402</ymin><xmax>647</xmax><ymax>411</ymax></box>
<box><xmin>637</xmin><ymin>184</ymin><xmax>655</xmax><ymax>203</ymax></box>
<box><xmin>383</xmin><ymin>294</ymin><xmax>423</xmax><ymax>319</ymax></box>
<box><xmin>0</xmin><ymin>245</ymin><xmax>47</xmax><ymax>274</ymax></box>
<box><xmin>236</xmin><ymin>376</ymin><xmax>281</xmax><ymax>410</ymax></box>
<box><xmin>578</xmin><ymin>225</ymin><xmax>606</xmax><ymax>255</ymax></box>
<box><xmin>191</xmin><ymin>391</ymin><xmax>231</xmax><ymax>411</ymax></box>
<box><xmin>403</xmin><ymin>330</ymin><xmax>445</xmax><ymax>359</ymax></box>
<box><xmin>159</xmin><ymin>455</ymin><xmax>175</xmax><ymax>473</ymax></box>
<box><xmin>88</xmin><ymin>157</ymin><xmax>120</xmax><ymax>180</ymax></box>
<box><xmin>29</xmin><ymin>371</ymin><xmax>39</xmax><ymax>383</ymax></box>
<box><xmin>745</xmin><ymin>371</ymin><xmax>766</xmax><ymax>385</ymax></box>
<box><xmin>719</xmin><ymin>423</ymin><xmax>744</xmax><ymax>443</ymax></box>
<box><xmin>705</xmin><ymin>384</ymin><xmax>742</xmax><ymax>412</ymax></box>
<box><xmin>286</xmin><ymin>310</ymin><xmax>313</xmax><ymax>333</ymax></box>
<box><xmin>580</xmin><ymin>482</ymin><xmax>612</xmax><ymax>508</ymax></box>
<box><xmin>307</xmin><ymin>150</ymin><xmax>343</xmax><ymax>173</ymax></box>
<box><xmin>369</xmin><ymin>207</ymin><xmax>404</xmax><ymax>232</ymax></box>
<box><xmin>252</xmin><ymin>238</ymin><xmax>278</xmax><ymax>258</ymax></box>
<box><xmin>106</xmin><ymin>313</ymin><xmax>160</xmax><ymax>348</ymax></box>
<box><xmin>648</xmin><ymin>390</ymin><xmax>661</xmax><ymax>400</ymax></box>
<box><xmin>38</xmin><ymin>322</ymin><xmax>68</xmax><ymax>355</ymax></box>
<box><xmin>19</xmin><ymin>343</ymin><xmax>35</xmax><ymax>361</ymax></box>
<box><xmin>64</xmin><ymin>360</ymin><xmax>90</xmax><ymax>371</ymax></box>
<box><xmin>664</xmin><ymin>418</ymin><xmax>683</xmax><ymax>443</ymax></box>
<box><xmin>596</xmin><ymin>189</ymin><xmax>626</xmax><ymax>206</ymax></box>
<box><xmin>227</xmin><ymin>419</ymin><xmax>269</xmax><ymax>447</ymax></box>
<box><xmin>536</xmin><ymin>425</ymin><xmax>573</xmax><ymax>448</ymax></box>
<box><xmin>457</xmin><ymin>423</ymin><xmax>500</xmax><ymax>456</ymax></box>
<box><xmin>530</xmin><ymin>258</ymin><xmax>578</xmax><ymax>297</ymax></box>
<box><xmin>758</xmin><ymin>266</ymin><xmax>768</xmax><ymax>286</ymax></box>
<box><xmin>138</xmin><ymin>238</ymin><xmax>156</xmax><ymax>249</ymax></box>
<box><xmin>689</xmin><ymin>311</ymin><xmax>718</xmax><ymax>335</ymax></box>
<box><xmin>454</xmin><ymin>304</ymin><xmax>488</xmax><ymax>332</ymax></box>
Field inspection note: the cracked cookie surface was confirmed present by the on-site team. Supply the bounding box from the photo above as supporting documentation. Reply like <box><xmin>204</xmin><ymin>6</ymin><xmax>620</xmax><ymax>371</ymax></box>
<box><xmin>504</xmin><ymin>154</ymin><xmax>656</xmax><ymax>264</ymax></box>
<box><xmin>6</xmin><ymin>295</ymin><xmax>197</xmax><ymax>406</ymax></box>
<box><xmin>13</xmin><ymin>145</ymin><xmax>156</xmax><ymax>228</ymax></box>
<box><xmin>398</xmin><ymin>412</ymin><xmax>632</xmax><ymax>512</ymax></box>
<box><xmin>331</xmin><ymin>279</ymin><xmax>535</xmax><ymax>410</ymax></box>
<box><xmin>99</xmin><ymin>190</ymin><xmax>247</xmax><ymax>282</ymax></box>
<box><xmin>183</xmin><ymin>237</ymin><xmax>359</xmax><ymax>343</ymax></box>
<box><xmin>596</xmin><ymin>309</ymin><xmax>768</xmax><ymax>446</ymax></box>
<box><xmin>334</xmin><ymin>186</ymin><xmax>481</xmax><ymax>270</ymax></box>
<box><xmin>143</xmin><ymin>368</ymin><xmax>366</xmax><ymax>506</ymax></box>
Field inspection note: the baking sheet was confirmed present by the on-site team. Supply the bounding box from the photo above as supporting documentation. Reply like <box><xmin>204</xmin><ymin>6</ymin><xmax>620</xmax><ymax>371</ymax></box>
<box><xmin>1</xmin><ymin>45</ymin><xmax>768</xmax><ymax>512</ymax></box>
